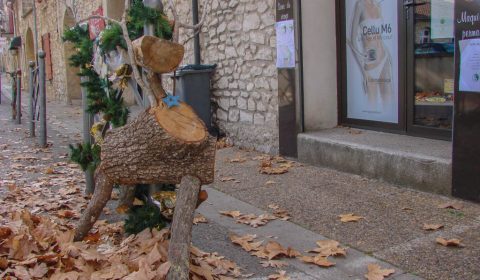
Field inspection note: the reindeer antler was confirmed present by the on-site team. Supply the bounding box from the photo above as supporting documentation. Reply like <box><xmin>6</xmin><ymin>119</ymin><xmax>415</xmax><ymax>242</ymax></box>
<box><xmin>167</xmin><ymin>0</ymin><xmax>210</xmax><ymax>43</ymax></box>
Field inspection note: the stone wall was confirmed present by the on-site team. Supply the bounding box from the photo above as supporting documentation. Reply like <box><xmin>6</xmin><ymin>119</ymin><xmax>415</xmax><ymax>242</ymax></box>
<box><xmin>169</xmin><ymin>0</ymin><xmax>279</xmax><ymax>154</ymax></box>
<box><xmin>13</xmin><ymin>0</ymin><xmax>102</xmax><ymax>102</ymax></box>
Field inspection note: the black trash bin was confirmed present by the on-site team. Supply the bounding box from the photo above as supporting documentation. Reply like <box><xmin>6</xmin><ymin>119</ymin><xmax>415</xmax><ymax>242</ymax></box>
<box><xmin>171</xmin><ymin>64</ymin><xmax>216</xmax><ymax>131</ymax></box>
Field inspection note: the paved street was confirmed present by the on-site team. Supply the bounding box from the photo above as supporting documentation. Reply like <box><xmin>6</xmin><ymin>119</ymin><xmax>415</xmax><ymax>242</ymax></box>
<box><xmin>1</xmin><ymin>88</ymin><xmax>479</xmax><ymax>280</ymax></box>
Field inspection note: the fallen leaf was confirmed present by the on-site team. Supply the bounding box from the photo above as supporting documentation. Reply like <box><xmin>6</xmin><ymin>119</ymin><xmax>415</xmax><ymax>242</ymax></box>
<box><xmin>309</xmin><ymin>240</ymin><xmax>347</xmax><ymax>257</ymax></box>
<box><xmin>45</xmin><ymin>167</ymin><xmax>55</xmax><ymax>174</ymax></box>
<box><xmin>365</xmin><ymin>264</ymin><xmax>395</xmax><ymax>280</ymax></box>
<box><xmin>268</xmin><ymin>270</ymin><xmax>290</xmax><ymax>280</ymax></box>
<box><xmin>220</xmin><ymin>177</ymin><xmax>236</xmax><ymax>182</ymax></box>
<box><xmin>193</xmin><ymin>215</ymin><xmax>208</xmax><ymax>225</ymax></box>
<box><xmin>220</xmin><ymin>211</ymin><xmax>242</xmax><ymax>218</ymax></box>
<box><xmin>83</xmin><ymin>231</ymin><xmax>101</xmax><ymax>244</ymax></box>
<box><xmin>0</xmin><ymin>226</ymin><xmax>12</xmax><ymax>239</ymax></box>
<box><xmin>436</xmin><ymin>237</ymin><xmax>463</xmax><ymax>247</ymax></box>
<box><xmin>260</xmin><ymin>260</ymin><xmax>288</xmax><ymax>268</ymax></box>
<box><xmin>438</xmin><ymin>202</ymin><xmax>464</xmax><ymax>210</ymax></box>
<box><xmin>423</xmin><ymin>224</ymin><xmax>444</xmax><ymax>231</ymax></box>
<box><xmin>156</xmin><ymin>262</ymin><xmax>171</xmax><ymax>279</ymax></box>
<box><xmin>29</xmin><ymin>263</ymin><xmax>49</xmax><ymax>278</ymax></box>
<box><xmin>133</xmin><ymin>198</ymin><xmax>144</xmax><ymax>206</ymax></box>
<box><xmin>339</xmin><ymin>213</ymin><xmax>364</xmax><ymax>223</ymax></box>
<box><xmin>265</xmin><ymin>180</ymin><xmax>276</xmax><ymax>186</ymax></box>
<box><xmin>300</xmin><ymin>255</ymin><xmax>335</xmax><ymax>267</ymax></box>
<box><xmin>56</xmin><ymin>210</ymin><xmax>76</xmax><ymax>219</ymax></box>
<box><xmin>268</xmin><ymin>204</ymin><xmax>280</xmax><ymax>210</ymax></box>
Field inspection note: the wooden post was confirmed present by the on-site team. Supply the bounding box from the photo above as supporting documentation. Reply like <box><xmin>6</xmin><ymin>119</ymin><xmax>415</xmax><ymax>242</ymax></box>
<box><xmin>167</xmin><ymin>175</ymin><xmax>202</xmax><ymax>280</ymax></box>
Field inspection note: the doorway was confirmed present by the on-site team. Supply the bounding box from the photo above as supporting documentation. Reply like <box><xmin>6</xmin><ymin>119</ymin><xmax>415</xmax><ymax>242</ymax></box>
<box><xmin>406</xmin><ymin>0</ymin><xmax>454</xmax><ymax>140</ymax></box>
<box><xmin>63</xmin><ymin>7</ymin><xmax>82</xmax><ymax>103</ymax></box>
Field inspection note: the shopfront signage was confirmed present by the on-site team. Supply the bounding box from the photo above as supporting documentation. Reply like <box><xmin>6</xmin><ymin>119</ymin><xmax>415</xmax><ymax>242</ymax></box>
<box><xmin>452</xmin><ymin>0</ymin><xmax>480</xmax><ymax>202</ymax></box>
<box><xmin>344</xmin><ymin>0</ymin><xmax>399</xmax><ymax>124</ymax></box>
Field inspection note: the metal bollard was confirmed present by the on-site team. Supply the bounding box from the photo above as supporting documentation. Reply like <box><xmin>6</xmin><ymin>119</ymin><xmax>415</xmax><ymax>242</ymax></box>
<box><xmin>81</xmin><ymin>76</ymin><xmax>95</xmax><ymax>195</ymax></box>
<box><xmin>38</xmin><ymin>51</ymin><xmax>47</xmax><ymax>148</ymax></box>
<box><xmin>28</xmin><ymin>61</ymin><xmax>35</xmax><ymax>137</ymax></box>
<box><xmin>16</xmin><ymin>70</ymin><xmax>21</xmax><ymax>124</ymax></box>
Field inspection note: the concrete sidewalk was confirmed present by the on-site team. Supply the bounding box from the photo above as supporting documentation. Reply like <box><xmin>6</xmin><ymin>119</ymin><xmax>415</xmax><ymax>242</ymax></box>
<box><xmin>2</xmin><ymin>83</ymin><xmax>479</xmax><ymax>279</ymax></box>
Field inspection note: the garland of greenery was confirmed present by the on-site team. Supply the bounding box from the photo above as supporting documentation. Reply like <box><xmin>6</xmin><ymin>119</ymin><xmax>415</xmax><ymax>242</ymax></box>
<box><xmin>99</xmin><ymin>0</ymin><xmax>173</xmax><ymax>54</ymax></box>
<box><xmin>65</xmin><ymin>1</ymin><xmax>175</xmax><ymax>234</ymax></box>
<box><xmin>69</xmin><ymin>142</ymin><xmax>101</xmax><ymax>172</ymax></box>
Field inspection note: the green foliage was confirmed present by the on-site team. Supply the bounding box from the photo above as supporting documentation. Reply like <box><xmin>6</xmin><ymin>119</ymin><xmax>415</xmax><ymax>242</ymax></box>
<box><xmin>103</xmin><ymin>92</ymin><xmax>130</xmax><ymax>128</ymax></box>
<box><xmin>69</xmin><ymin>143</ymin><xmax>101</xmax><ymax>172</ymax></box>
<box><xmin>124</xmin><ymin>204</ymin><xmax>167</xmax><ymax>235</ymax></box>
<box><xmin>127</xmin><ymin>0</ymin><xmax>173</xmax><ymax>40</ymax></box>
<box><xmin>99</xmin><ymin>23</ymin><xmax>127</xmax><ymax>53</ymax></box>
<box><xmin>62</xmin><ymin>25</ymin><xmax>93</xmax><ymax>68</ymax></box>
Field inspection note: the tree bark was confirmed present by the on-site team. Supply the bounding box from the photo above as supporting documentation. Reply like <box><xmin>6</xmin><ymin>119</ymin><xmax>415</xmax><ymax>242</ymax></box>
<box><xmin>167</xmin><ymin>175</ymin><xmax>201</xmax><ymax>280</ymax></box>
<box><xmin>74</xmin><ymin>168</ymin><xmax>114</xmax><ymax>241</ymax></box>
<box><xmin>75</xmin><ymin>109</ymin><xmax>216</xmax><ymax>241</ymax></box>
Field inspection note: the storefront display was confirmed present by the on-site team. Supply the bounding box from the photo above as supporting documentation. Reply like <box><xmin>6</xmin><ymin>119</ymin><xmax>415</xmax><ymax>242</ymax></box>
<box><xmin>345</xmin><ymin>0</ymin><xmax>399</xmax><ymax>124</ymax></box>
<box><xmin>340</xmin><ymin>0</ymin><xmax>456</xmax><ymax>138</ymax></box>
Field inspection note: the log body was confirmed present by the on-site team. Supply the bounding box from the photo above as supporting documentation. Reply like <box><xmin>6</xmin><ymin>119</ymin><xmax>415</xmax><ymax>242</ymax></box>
<box><xmin>100</xmin><ymin>110</ymin><xmax>216</xmax><ymax>186</ymax></box>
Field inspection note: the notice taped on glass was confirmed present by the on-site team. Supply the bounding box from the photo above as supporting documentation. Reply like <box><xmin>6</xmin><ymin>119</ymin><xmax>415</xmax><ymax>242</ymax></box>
<box><xmin>459</xmin><ymin>39</ymin><xmax>480</xmax><ymax>92</ymax></box>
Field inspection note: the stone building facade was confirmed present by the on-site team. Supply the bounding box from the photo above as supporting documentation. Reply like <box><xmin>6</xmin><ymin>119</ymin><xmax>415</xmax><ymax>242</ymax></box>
<box><xmin>8</xmin><ymin>0</ymin><xmax>103</xmax><ymax>103</ymax></box>
<box><xmin>5</xmin><ymin>0</ymin><xmax>280</xmax><ymax>154</ymax></box>
<box><xmin>170</xmin><ymin>0</ymin><xmax>279</xmax><ymax>153</ymax></box>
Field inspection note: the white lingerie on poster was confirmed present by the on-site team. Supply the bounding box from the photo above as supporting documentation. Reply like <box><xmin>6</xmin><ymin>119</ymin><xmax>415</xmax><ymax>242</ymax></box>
<box><xmin>431</xmin><ymin>0</ymin><xmax>454</xmax><ymax>39</ymax></box>
<box><xmin>276</xmin><ymin>20</ymin><xmax>295</xmax><ymax>69</ymax></box>
<box><xmin>345</xmin><ymin>0</ymin><xmax>399</xmax><ymax>123</ymax></box>
<box><xmin>459</xmin><ymin>39</ymin><xmax>480</xmax><ymax>93</ymax></box>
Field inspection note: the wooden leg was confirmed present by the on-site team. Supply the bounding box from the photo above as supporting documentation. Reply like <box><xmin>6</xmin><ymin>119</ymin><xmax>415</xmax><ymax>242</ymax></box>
<box><xmin>74</xmin><ymin>170</ymin><xmax>114</xmax><ymax>241</ymax></box>
<box><xmin>167</xmin><ymin>175</ymin><xmax>201</xmax><ymax>280</ymax></box>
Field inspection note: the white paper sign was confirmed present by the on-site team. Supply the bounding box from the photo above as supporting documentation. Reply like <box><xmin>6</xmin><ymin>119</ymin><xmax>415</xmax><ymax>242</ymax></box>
<box><xmin>276</xmin><ymin>20</ymin><xmax>295</xmax><ymax>69</ymax></box>
<box><xmin>459</xmin><ymin>38</ymin><xmax>480</xmax><ymax>93</ymax></box>
<box><xmin>431</xmin><ymin>0</ymin><xmax>454</xmax><ymax>39</ymax></box>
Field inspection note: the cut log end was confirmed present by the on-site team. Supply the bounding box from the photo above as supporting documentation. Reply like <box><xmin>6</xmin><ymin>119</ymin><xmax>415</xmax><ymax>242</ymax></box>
<box><xmin>151</xmin><ymin>102</ymin><xmax>208</xmax><ymax>144</ymax></box>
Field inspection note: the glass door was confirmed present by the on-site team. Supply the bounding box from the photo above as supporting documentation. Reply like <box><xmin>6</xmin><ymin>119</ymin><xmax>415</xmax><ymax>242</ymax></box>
<box><xmin>406</xmin><ymin>0</ymin><xmax>455</xmax><ymax>140</ymax></box>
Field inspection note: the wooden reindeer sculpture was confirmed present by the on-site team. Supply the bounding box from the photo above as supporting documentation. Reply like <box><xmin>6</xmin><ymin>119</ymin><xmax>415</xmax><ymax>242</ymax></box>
<box><xmin>74</xmin><ymin>35</ymin><xmax>216</xmax><ymax>279</ymax></box>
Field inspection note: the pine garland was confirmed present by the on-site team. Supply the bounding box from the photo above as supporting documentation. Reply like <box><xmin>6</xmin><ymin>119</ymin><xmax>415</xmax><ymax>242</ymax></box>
<box><xmin>65</xmin><ymin>1</ymin><xmax>174</xmax><ymax>234</ymax></box>
<box><xmin>68</xmin><ymin>143</ymin><xmax>101</xmax><ymax>172</ymax></box>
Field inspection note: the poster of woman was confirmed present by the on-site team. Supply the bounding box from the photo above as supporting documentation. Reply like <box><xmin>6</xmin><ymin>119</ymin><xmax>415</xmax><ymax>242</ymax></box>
<box><xmin>346</xmin><ymin>0</ymin><xmax>399</xmax><ymax>123</ymax></box>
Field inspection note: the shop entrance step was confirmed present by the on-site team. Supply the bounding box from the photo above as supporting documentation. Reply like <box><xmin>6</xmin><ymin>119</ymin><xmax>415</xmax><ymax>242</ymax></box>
<box><xmin>298</xmin><ymin>128</ymin><xmax>452</xmax><ymax>195</ymax></box>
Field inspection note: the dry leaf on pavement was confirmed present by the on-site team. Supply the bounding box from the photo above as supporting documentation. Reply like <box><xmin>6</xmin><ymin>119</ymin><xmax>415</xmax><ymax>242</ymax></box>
<box><xmin>438</xmin><ymin>202</ymin><xmax>464</xmax><ymax>210</ymax></box>
<box><xmin>193</xmin><ymin>215</ymin><xmax>208</xmax><ymax>225</ymax></box>
<box><xmin>436</xmin><ymin>237</ymin><xmax>463</xmax><ymax>247</ymax></box>
<box><xmin>220</xmin><ymin>177</ymin><xmax>237</xmax><ymax>182</ymax></box>
<box><xmin>365</xmin><ymin>264</ymin><xmax>395</xmax><ymax>280</ymax></box>
<box><xmin>339</xmin><ymin>213</ymin><xmax>364</xmax><ymax>223</ymax></box>
<box><xmin>220</xmin><ymin>210</ymin><xmax>242</xmax><ymax>218</ymax></box>
<box><xmin>300</xmin><ymin>255</ymin><xmax>335</xmax><ymax>268</ymax></box>
<box><xmin>268</xmin><ymin>270</ymin><xmax>290</xmax><ymax>280</ymax></box>
<box><xmin>423</xmin><ymin>224</ymin><xmax>444</xmax><ymax>231</ymax></box>
<box><xmin>260</xmin><ymin>260</ymin><xmax>288</xmax><ymax>268</ymax></box>
<box><xmin>265</xmin><ymin>180</ymin><xmax>276</xmax><ymax>186</ymax></box>
<box><xmin>309</xmin><ymin>240</ymin><xmax>347</xmax><ymax>257</ymax></box>
<box><xmin>265</xmin><ymin>241</ymin><xmax>300</xmax><ymax>260</ymax></box>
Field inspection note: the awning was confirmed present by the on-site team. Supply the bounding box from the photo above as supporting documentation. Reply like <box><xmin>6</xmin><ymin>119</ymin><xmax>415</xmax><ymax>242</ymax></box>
<box><xmin>8</xmin><ymin>36</ymin><xmax>21</xmax><ymax>50</ymax></box>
